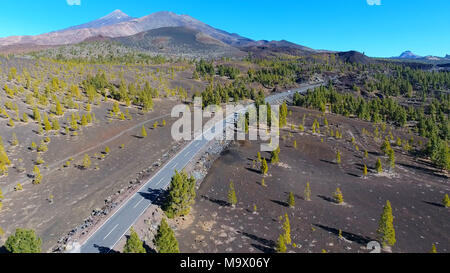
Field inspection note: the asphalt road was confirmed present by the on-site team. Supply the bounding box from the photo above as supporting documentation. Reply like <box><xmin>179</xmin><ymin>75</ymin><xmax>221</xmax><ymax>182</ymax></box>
<box><xmin>79</xmin><ymin>82</ymin><xmax>323</xmax><ymax>253</ymax></box>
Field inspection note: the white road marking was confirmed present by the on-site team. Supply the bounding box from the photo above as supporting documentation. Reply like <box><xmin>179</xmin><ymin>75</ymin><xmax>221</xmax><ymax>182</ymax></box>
<box><xmin>133</xmin><ymin>198</ymin><xmax>144</xmax><ymax>209</ymax></box>
<box><xmin>103</xmin><ymin>224</ymin><xmax>119</xmax><ymax>241</ymax></box>
<box><xmin>155</xmin><ymin>177</ymin><xmax>164</xmax><ymax>186</ymax></box>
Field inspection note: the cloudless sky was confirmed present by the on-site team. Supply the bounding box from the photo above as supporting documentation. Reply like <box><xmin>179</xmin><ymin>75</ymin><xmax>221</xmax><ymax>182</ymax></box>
<box><xmin>0</xmin><ymin>0</ymin><xmax>449</xmax><ymax>57</ymax></box>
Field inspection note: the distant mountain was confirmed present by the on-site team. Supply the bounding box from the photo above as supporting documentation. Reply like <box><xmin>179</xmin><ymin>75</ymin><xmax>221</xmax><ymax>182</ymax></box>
<box><xmin>60</xmin><ymin>10</ymin><xmax>135</xmax><ymax>32</ymax></box>
<box><xmin>112</xmin><ymin>27</ymin><xmax>245</xmax><ymax>58</ymax></box>
<box><xmin>390</xmin><ymin>51</ymin><xmax>450</xmax><ymax>65</ymax></box>
<box><xmin>238</xmin><ymin>40</ymin><xmax>323</xmax><ymax>57</ymax></box>
<box><xmin>336</xmin><ymin>51</ymin><xmax>372</xmax><ymax>64</ymax></box>
<box><xmin>397</xmin><ymin>51</ymin><xmax>422</xmax><ymax>59</ymax></box>
<box><xmin>0</xmin><ymin>11</ymin><xmax>253</xmax><ymax>47</ymax></box>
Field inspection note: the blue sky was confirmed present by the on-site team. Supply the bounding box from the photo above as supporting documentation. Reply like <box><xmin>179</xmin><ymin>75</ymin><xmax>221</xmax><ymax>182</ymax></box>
<box><xmin>0</xmin><ymin>0</ymin><xmax>449</xmax><ymax>57</ymax></box>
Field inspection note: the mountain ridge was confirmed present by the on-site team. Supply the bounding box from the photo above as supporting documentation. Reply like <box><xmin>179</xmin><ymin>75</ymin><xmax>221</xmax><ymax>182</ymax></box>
<box><xmin>59</xmin><ymin>9</ymin><xmax>136</xmax><ymax>32</ymax></box>
<box><xmin>0</xmin><ymin>10</ymin><xmax>253</xmax><ymax>47</ymax></box>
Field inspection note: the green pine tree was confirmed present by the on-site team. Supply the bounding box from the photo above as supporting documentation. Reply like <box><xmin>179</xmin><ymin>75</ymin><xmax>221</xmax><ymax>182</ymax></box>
<box><xmin>141</xmin><ymin>126</ymin><xmax>147</xmax><ymax>138</ymax></box>
<box><xmin>304</xmin><ymin>182</ymin><xmax>311</xmax><ymax>201</ymax></box>
<box><xmin>275</xmin><ymin>233</ymin><xmax>287</xmax><ymax>253</ymax></box>
<box><xmin>282</xmin><ymin>213</ymin><xmax>291</xmax><ymax>245</ymax></box>
<box><xmin>261</xmin><ymin>158</ymin><xmax>269</xmax><ymax>175</ymax></box>
<box><xmin>376</xmin><ymin>158</ymin><xmax>383</xmax><ymax>173</ymax></box>
<box><xmin>363</xmin><ymin>164</ymin><xmax>368</xmax><ymax>176</ymax></box>
<box><xmin>430</xmin><ymin>244</ymin><xmax>437</xmax><ymax>253</ymax></box>
<box><xmin>333</xmin><ymin>188</ymin><xmax>344</xmax><ymax>204</ymax></box>
<box><xmin>163</xmin><ymin>171</ymin><xmax>196</xmax><ymax>218</ymax></box>
<box><xmin>4</xmin><ymin>228</ymin><xmax>42</xmax><ymax>253</ymax></box>
<box><xmin>442</xmin><ymin>194</ymin><xmax>450</xmax><ymax>208</ymax></box>
<box><xmin>288</xmin><ymin>192</ymin><xmax>295</xmax><ymax>208</ymax></box>
<box><xmin>123</xmin><ymin>228</ymin><xmax>146</xmax><ymax>253</ymax></box>
<box><xmin>271</xmin><ymin>146</ymin><xmax>280</xmax><ymax>164</ymax></box>
<box><xmin>377</xmin><ymin>200</ymin><xmax>396</xmax><ymax>248</ymax></box>
<box><xmin>154</xmin><ymin>218</ymin><xmax>180</xmax><ymax>253</ymax></box>
<box><xmin>82</xmin><ymin>154</ymin><xmax>91</xmax><ymax>169</ymax></box>
<box><xmin>228</xmin><ymin>181</ymin><xmax>238</xmax><ymax>207</ymax></box>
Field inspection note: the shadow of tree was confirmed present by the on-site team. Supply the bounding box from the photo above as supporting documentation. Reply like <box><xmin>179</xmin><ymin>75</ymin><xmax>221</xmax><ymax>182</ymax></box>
<box><xmin>143</xmin><ymin>241</ymin><xmax>157</xmax><ymax>253</ymax></box>
<box><xmin>320</xmin><ymin>159</ymin><xmax>336</xmax><ymax>165</ymax></box>
<box><xmin>346</xmin><ymin>172</ymin><xmax>361</xmax><ymax>178</ymax></box>
<box><xmin>313</xmin><ymin>224</ymin><xmax>373</xmax><ymax>246</ymax></box>
<box><xmin>398</xmin><ymin>162</ymin><xmax>447</xmax><ymax>179</ymax></box>
<box><xmin>0</xmin><ymin>246</ymin><xmax>8</xmax><ymax>254</ymax></box>
<box><xmin>245</xmin><ymin>167</ymin><xmax>262</xmax><ymax>175</ymax></box>
<box><xmin>201</xmin><ymin>195</ymin><xmax>229</xmax><ymax>207</ymax></box>
<box><xmin>251</xmin><ymin>243</ymin><xmax>275</xmax><ymax>253</ymax></box>
<box><xmin>138</xmin><ymin>188</ymin><xmax>165</xmax><ymax>206</ymax></box>
<box><xmin>237</xmin><ymin>231</ymin><xmax>275</xmax><ymax>253</ymax></box>
<box><xmin>270</xmin><ymin>199</ymin><xmax>289</xmax><ymax>207</ymax></box>
<box><xmin>239</xmin><ymin>231</ymin><xmax>276</xmax><ymax>248</ymax></box>
<box><xmin>93</xmin><ymin>244</ymin><xmax>120</xmax><ymax>253</ymax></box>
<box><xmin>317</xmin><ymin>195</ymin><xmax>336</xmax><ymax>204</ymax></box>
<box><xmin>423</xmin><ymin>200</ymin><xmax>445</xmax><ymax>208</ymax></box>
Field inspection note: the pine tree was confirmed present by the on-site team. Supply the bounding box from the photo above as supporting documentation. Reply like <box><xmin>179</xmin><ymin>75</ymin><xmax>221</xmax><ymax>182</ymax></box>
<box><xmin>288</xmin><ymin>192</ymin><xmax>295</xmax><ymax>208</ymax></box>
<box><xmin>381</xmin><ymin>138</ymin><xmax>392</xmax><ymax>155</ymax></box>
<box><xmin>141</xmin><ymin>126</ymin><xmax>147</xmax><ymax>138</ymax></box>
<box><xmin>81</xmin><ymin>115</ymin><xmax>88</xmax><ymax>126</ymax></box>
<box><xmin>363</xmin><ymin>164</ymin><xmax>368</xmax><ymax>176</ymax></box>
<box><xmin>33</xmin><ymin>107</ymin><xmax>41</xmax><ymax>123</ymax></box>
<box><xmin>376</xmin><ymin>158</ymin><xmax>383</xmax><ymax>173</ymax></box>
<box><xmin>377</xmin><ymin>200</ymin><xmax>396</xmax><ymax>248</ymax></box>
<box><xmin>271</xmin><ymin>146</ymin><xmax>280</xmax><ymax>164</ymax></box>
<box><xmin>52</xmin><ymin>118</ymin><xmax>60</xmax><ymax>131</ymax></box>
<box><xmin>8</xmin><ymin>118</ymin><xmax>15</xmax><ymax>128</ymax></box>
<box><xmin>55</xmin><ymin>100</ymin><xmax>64</xmax><ymax>116</ymax></box>
<box><xmin>442</xmin><ymin>194</ymin><xmax>450</xmax><ymax>208</ymax></box>
<box><xmin>112</xmin><ymin>101</ymin><xmax>120</xmax><ymax>115</ymax></box>
<box><xmin>333</xmin><ymin>188</ymin><xmax>344</xmax><ymax>204</ymax></box>
<box><xmin>33</xmin><ymin>166</ymin><xmax>42</xmax><ymax>185</ymax></box>
<box><xmin>163</xmin><ymin>171</ymin><xmax>196</xmax><ymax>218</ymax></box>
<box><xmin>4</xmin><ymin>228</ymin><xmax>42</xmax><ymax>253</ymax></box>
<box><xmin>82</xmin><ymin>154</ymin><xmax>91</xmax><ymax>169</ymax></box>
<box><xmin>261</xmin><ymin>178</ymin><xmax>266</xmax><ymax>187</ymax></box>
<box><xmin>43</xmin><ymin>114</ymin><xmax>51</xmax><ymax>131</ymax></box>
<box><xmin>228</xmin><ymin>181</ymin><xmax>238</xmax><ymax>207</ymax></box>
<box><xmin>304</xmin><ymin>182</ymin><xmax>311</xmax><ymax>201</ymax></box>
<box><xmin>11</xmin><ymin>133</ymin><xmax>19</xmax><ymax>146</ymax></box>
<box><xmin>261</xmin><ymin>158</ymin><xmax>269</xmax><ymax>175</ymax></box>
<box><xmin>123</xmin><ymin>228</ymin><xmax>146</xmax><ymax>253</ymax></box>
<box><xmin>282</xmin><ymin>213</ymin><xmax>291</xmax><ymax>245</ymax></box>
<box><xmin>154</xmin><ymin>218</ymin><xmax>179</xmax><ymax>253</ymax></box>
<box><xmin>388</xmin><ymin>149</ymin><xmax>395</xmax><ymax>170</ymax></box>
<box><xmin>275</xmin><ymin>233</ymin><xmax>287</xmax><ymax>253</ymax></box>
